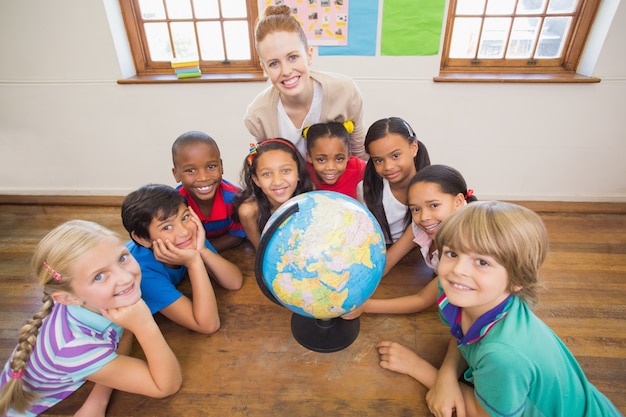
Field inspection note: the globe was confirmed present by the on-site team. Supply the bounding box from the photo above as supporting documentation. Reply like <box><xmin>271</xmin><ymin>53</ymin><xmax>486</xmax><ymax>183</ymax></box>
<box><xmin>255</xmin><ymin>191</ymin><xmax>386</xmax><ymax>352</ymax></box>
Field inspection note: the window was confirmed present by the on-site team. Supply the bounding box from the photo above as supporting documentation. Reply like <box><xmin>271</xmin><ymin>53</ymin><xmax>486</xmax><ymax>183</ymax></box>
<box><xmin>119</xmin><ymin>0</ymin><xmax>264</xmax><ymax>82</ymax></box>
<box><xmin>436</xmin><ymin>0</ymin><xmax>601</xmax><ymax>82</ymax></box>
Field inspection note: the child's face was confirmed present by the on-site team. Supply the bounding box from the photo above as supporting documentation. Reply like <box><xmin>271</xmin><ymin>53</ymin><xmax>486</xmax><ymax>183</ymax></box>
<box><xmin>438</xmin><ymin>246</ymin><xmax>517</xmax><ymax>321</ymax></box>
<box><xmin>252</xmin><ymin>149</ymin><xmax>299</xmax><ymax>210</ymax></box>
<box><xmin>143</xmin><ymin>203</ymin><xmax>198</xmax><ymax>250</ymax></box>
<box><xmin>408</xmin><ymin>182</ymin><xmax>465</xmax><ymax>237</ymax></box>
<box><xmin>172</xmin><ymin>142</ymin><xmax>223</xmax><ymax>204</ymax></box>
<box><xmin>306</xmin><ymin>136</ymin><xmax>349</xmax><ymax>185</ymax></box>
<box><xmin>257</xmin><ymin>31</ymin><xmax>313</xmax><ymax>100</ymax></box>
<box><xmin>368</xmin><ymin>134</ymin><xmax>418</xmax><ymax>186</ymax></box>
<box><xmin>67</xmin><ymin>236</ymin><xmax>142</xmax><ymax>311</ymax></box>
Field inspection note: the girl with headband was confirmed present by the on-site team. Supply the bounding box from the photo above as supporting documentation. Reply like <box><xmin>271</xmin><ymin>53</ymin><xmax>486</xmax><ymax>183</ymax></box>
<box><xmin>233</xmin><ymin>139</ymin><xmax>313</xmax><ymax>249</ymax></box>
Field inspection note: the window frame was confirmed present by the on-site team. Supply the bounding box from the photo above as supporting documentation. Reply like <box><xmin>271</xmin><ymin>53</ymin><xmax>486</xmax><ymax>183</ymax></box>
<box><xmin>118</xmin><ymin>0</ymin><xmax>265</xmax><ymax>83</ymax></box>
<box><xmin>435</xmin><ymin>0</ymin><xmax>602</xmax><ymax>83</ymax></box>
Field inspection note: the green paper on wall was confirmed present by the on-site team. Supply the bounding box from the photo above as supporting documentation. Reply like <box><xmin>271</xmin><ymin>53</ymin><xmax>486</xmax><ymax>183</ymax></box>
<box><xmin>381</xmin><ymin>0</ymin><xmax>446</xmax><ymax>56</ymax></box>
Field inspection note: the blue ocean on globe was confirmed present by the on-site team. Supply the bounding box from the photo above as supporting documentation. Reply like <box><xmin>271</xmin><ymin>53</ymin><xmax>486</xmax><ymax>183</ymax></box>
<box><xmin>259</xmin><ymin>191</ymin><xmax>386</xmax><ymax>319</ymax></box>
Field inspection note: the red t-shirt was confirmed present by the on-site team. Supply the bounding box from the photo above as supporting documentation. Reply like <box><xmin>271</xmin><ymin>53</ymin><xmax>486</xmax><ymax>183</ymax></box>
<box><xmin>306</xmin><ymin>156</ymin><xmax>366</xmax><ymax>199</ymax></box>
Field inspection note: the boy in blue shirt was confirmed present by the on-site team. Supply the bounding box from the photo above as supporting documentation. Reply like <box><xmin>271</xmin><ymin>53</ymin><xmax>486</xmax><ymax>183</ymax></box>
<box><xmin>121</xmin><ymin>184</ymin><xmax>243</xmax><ymax>334</ymax></box>
<box><xmin>172</xmin><ymin>131</ymin><xmax>246</xmax><ymax>252</ymax></box>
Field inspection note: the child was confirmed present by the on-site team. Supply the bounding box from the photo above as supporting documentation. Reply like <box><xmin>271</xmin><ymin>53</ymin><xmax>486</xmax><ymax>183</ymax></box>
<box><xmin>358</xmin><ymin>117</ymin><xmax>431</xmax><ymax>245</ymax></box>
<box><xmin>172</xmin><ymin>130</ymin><xmax>246</xmax><ymax>252</ymax></box>
<box><xmin>0</xmin><ymin>220</ymin><xmax>182</xmax><ymax>416</ymax></box>
<box><xmin>121</xmin><ymin>184</ymin><xmax>243</xmax><ymax>334</ymax></box>
<box><xmin>343</xmin><ymin>165</ymin><xmax>476</xmax><ymax>319</ymax></box>
<box><xmin>304</xmin><ymin>120</ymin><xmax>366</xmax><ymax>199</ymax></box>
<box><xmin>376</xmin><ymin>201</ymin><xmax>622</xmax><ymax>417</ymax></box>
<box><xmin>232</xmin><ymin>138</ymin><xmax>313</xmax><ymax>250</ymax></box>
<box><xmin>244</xmin><ymin>5</ymin><xmax>367</xmax><ymax>160</ymax></box>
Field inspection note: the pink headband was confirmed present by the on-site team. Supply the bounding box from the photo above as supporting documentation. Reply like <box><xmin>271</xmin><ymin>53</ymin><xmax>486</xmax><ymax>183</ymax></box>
<box><xmin>246</xmin><ymin>138</ymin><xmax>298</xmax><ymax>166</ymax></box>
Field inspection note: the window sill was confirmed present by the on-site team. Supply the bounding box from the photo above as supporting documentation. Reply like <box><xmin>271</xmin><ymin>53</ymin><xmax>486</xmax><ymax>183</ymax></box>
<box><xmin>117</xmin><ymin>73</ymin><xmax>267</xmax><ymax>84</ymax></box>
<box><xmin>433</xmin><ymin>72</ymin><xmax>601</xmax><ymax>83</ymax></box>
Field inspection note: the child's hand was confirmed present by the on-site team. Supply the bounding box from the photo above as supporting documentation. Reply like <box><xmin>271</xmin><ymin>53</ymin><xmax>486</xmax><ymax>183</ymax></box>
<box><xmin>342</xmin><ymin>304</ymin><xmax>366</xmax><ymax>320</ymax></box>
<box><xmin>426</xmin><ymin>376</ymin><xmax>465</xmax><ymax>417</ymax></box>
<box><xmin>100</xmin><ymin>298</ymin><xmax>154</xmax><ymax>332</ymax></box>
<box><xmin>188</xmin><ymin>207</ymin><xmax>207</xmax><ymax>252</ymax></box>
<box><xmin>375</xmin><ymin>340</ymin><xmax>422</xmax><ymax>378</ymax></box>
<box><xmin>153</xmin><ymin>238</ymin><xmax>199</xmax><ymax>267</ymax></box>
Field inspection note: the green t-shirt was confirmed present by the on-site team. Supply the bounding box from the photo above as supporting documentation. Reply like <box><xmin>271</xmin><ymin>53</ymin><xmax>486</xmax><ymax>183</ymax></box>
<box><xmin>439</xmin><ymin>292</ymin><xmax>622</xmax><ymax>417</ymax></box>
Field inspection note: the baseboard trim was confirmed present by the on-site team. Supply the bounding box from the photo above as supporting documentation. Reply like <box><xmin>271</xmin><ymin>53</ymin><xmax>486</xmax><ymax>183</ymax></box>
<box><xmin>0</xmin><ymin>195</ymin><xmax>124</xmax><ymax>206</ymax></box>
<box><xmin>511</xmin><ymin>200</ymin><xmax>626</xmax><ymax>214</ymax></box>
<box><xmin>1</xmin><ymin>194</ymin><xmax>625</xmax><ymax>214</ymax></box>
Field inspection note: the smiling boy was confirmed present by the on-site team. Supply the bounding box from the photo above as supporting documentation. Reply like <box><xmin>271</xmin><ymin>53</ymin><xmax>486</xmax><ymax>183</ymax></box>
<box><xmin>172</xmin><ymin>131</ymin><xmax>245</xmax><ymax>252</ymax></box>
<box><xmin>121</xmin><ymin>184</ymin><xmax>243</xmax><ymax>334</ymax></box>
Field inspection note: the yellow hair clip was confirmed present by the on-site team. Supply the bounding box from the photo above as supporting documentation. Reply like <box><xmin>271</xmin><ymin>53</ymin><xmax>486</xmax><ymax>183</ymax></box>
<box><xmin>343</xmin><ymin>120</ymin><xmax>354</xmax><ymax>134</ymax></box>
<box><xmin>302</xmin><ymin>126</ymin><xmax>311</xmax><ymax>139</ymax></box>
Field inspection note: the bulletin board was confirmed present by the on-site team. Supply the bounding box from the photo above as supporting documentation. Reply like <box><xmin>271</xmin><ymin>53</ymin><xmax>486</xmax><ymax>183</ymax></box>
<box><xmin>267</xmin><ymin>0</ymin><xmax>350</xmax><ymax>46</ymax></box>
<box><xmin>267</xmin><ymin>0</ymin><xmax>446</xmax><ymax>56</ymax></box>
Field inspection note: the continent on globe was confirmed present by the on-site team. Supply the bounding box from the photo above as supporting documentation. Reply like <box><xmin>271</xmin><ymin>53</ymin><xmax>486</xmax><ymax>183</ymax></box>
<box><xmin>259</xmin><ymin>191</ymin><xmax>386</xmax><ymax>320</ymax></box>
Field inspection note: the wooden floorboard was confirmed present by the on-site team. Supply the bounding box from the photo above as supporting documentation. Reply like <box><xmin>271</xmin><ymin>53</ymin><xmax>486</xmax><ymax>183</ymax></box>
<box><xmin>0</xmin><ymin>203</ymin><xmax>624</xmax><ymax>416</ymax></box>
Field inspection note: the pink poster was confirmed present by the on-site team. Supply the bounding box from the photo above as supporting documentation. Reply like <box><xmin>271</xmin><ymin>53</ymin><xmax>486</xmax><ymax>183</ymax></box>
<box><xmin>267</xmin><ymin>0</ymin><xmax>349</xmax><ymax>46</ymax></box>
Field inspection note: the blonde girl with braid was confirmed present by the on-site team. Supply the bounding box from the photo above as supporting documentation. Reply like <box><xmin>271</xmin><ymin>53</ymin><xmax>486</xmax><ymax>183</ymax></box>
<box><xmin>304</xmin><ymin>121</ymin><xmax>366</xmax><ymax>200</ymax></box>
<box><xmin>0</xmin><ymin>220</ymin><xmax>181</xmax><ymax>417</ymax></box>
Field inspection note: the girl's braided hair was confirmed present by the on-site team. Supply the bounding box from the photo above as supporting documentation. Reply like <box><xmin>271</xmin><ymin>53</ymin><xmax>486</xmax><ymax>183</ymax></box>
<box><xmin>0</xmin><ymin>220</ymin><xmax>118</xmax><ymax>414</ymax></box>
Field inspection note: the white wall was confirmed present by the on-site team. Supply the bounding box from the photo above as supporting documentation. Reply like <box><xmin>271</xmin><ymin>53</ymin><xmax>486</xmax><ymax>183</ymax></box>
<box><xmin>0</xmin><ymin>0</ymin><xmax>624</xmax><ymax>201</ymax></box>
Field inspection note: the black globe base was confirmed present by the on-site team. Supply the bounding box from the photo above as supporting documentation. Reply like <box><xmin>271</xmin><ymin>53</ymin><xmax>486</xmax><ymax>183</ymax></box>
<box><xmin>290</xmin><ymin>314</ymin><xmax>360</xmax><ymax>353</ymax></box>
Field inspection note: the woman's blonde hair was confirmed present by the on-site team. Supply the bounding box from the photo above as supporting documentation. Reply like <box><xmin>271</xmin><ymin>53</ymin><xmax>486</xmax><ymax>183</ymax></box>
<box><xmin>0</xmin><ymin>220</ymin><xmax>119</xmax><ymax>414</ymax></box>
<box><xmin>255</xmin><ymin>5</ymin><xmax>308</xmax><ymax>52</ymax></box>
<box><xmin>434</xmin><ymin>201</ymin><xmax>549</xmax><ymax>306</ymax></box>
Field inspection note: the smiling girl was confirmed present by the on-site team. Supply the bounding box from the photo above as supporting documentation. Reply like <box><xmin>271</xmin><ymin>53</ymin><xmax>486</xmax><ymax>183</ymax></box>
<box><xmin>233</xmin><ymin>138</ymin><xmax>313</xmax><ymax>249</ymax></box>
<box><xmin>343</xmin><ymin>165</ymin><xmax>476</xmax><ymax>320</ymax></box>
<box><xmin>0</xmin><ymin>220</ymin><xmax>181</xmax><ymax>417</ymax></box>
<box><xmin>386</xmin><ymin>165</ymin><xmax>477</xmax><ymax>276</ymax></box>
<box><xmin>304</xmin><ymin>121</ymin><xmax>366</xmax><ymax>199</ymax></box>
<box><xmin>244</xmin><ymin>5</ymin><xmax>366</xmax><ymax>159</ymax></box>
<box><xmin>358</xmin><ymin>117</ymin><xmax>431</xmax><ymax>245</ymax></box>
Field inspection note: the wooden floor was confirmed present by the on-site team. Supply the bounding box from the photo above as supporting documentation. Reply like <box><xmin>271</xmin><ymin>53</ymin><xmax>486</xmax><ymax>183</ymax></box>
<box><xmin>0</xmin><ymin>202</ymin><xmax>624</xmax><ymax>416</ymax></box>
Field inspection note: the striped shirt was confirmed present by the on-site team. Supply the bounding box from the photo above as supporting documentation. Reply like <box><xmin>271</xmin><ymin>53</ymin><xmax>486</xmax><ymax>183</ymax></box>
<box><xmin>0</xmin><ymin>304</ymin><xmax>121</xmax><ymax>416</ymax></box>
<box><xmin>438</xmin><ymin>283</ymin><xmax>512</xmax><ymax>345</ymax></box>
<box><xmin>178</xmin><ymin>179</ymin><xmax>246</xmax><ymax>239</ymax></box>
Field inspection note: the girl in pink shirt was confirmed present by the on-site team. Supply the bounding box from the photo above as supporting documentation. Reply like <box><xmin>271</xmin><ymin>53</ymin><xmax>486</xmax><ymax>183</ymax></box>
<box><xmin>344</xmin><ymin>165</ymin><xmax>476</xmax><ymax>319</ymax></box>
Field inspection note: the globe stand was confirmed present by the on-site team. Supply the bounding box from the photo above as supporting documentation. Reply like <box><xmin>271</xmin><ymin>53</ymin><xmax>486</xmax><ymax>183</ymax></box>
<box><xmin>290</xmin><ymin>314</ymin><xmax>360</xmax><ymax>353</ymax></box>
<box><xmin>255</xmin><ymin>202</ymin><xmax>362</xmax><ymax>353</ymax></box>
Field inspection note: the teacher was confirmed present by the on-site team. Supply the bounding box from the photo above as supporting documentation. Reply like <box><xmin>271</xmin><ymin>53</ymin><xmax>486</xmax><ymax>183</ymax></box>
<box><xmin>244</xmin><ymin>5</ymin><xmax>367</xmax><ymax>160</ymax></box>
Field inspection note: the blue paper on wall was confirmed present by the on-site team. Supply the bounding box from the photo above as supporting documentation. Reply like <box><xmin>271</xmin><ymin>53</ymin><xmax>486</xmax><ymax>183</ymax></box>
<box><xmin>318</xmin><ymin>0</ymin><xmax>378</xmax><ymax>56</ymax></box>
